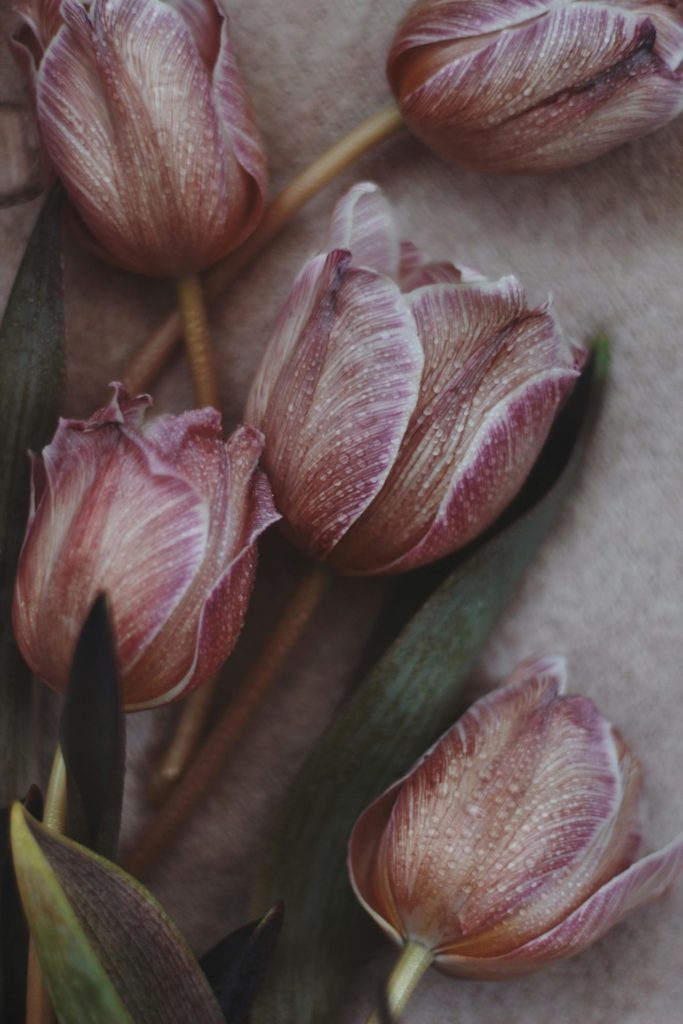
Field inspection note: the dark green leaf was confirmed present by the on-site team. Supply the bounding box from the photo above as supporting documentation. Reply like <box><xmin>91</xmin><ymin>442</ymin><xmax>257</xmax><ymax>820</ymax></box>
<box><xmin>60</xmin><ymin>594</ymin><xmax>124</xmax><ymax>860</ymax></box>
<box><xmin>200</xmin><ymin>903</ymin><xmax>283</xmax><ymax>1022</ymax></box>
<box><xmin>10</xmin><ymin>805</ymin><xmax>225</xmax><ymax>1024</ymax></box>
<box><xmin>0</xmin><ymin>186</ymin><xmax>65</xmax><ymax>804</ymax></box>
<box><xmin>253</xmin><ymin>341</ymin><xmax>608</xmax><ymax>1023</ymax></box>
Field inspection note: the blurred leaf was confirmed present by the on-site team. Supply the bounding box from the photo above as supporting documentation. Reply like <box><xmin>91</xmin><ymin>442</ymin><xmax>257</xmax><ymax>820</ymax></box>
<box><xmin>0</xmin><ymin>787</ymin><xmax>42</xmax><ymax>1022</ymax></box>
<box><xmin>0</xmin><ymin>103</ymin><xmax>45</xmax><ymax>209</ymax></box>
<box><xmin>200</xmin><ymin>903</ymin><xmax>283</xmax><ymax>1022</ymax></box>
<box><xmin>254</xmin><ymin>341</ymin><xmax>608</xmax><ymax>1023</ymax></box>
<box><xmin>10</xmin><ymin>805</ymin><xmax>225</xmax><ymax>1024</ymax></box>
<box><xmin>0</xmin><ymin>186</ymin><xmax>65</xmax><ymax>804</ymax></box>
<box><xmin>60</xmin><ymin>595</ymin><xmax>124</xmax><ymax>860</ymax></box>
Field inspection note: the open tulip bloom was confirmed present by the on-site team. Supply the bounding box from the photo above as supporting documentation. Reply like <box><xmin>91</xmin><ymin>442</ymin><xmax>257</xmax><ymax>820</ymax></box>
<box><xmin>349</xmin><ymin>657</ymin><xmax>683</xmax><ymax>1014</ymax></box>
<box><xmin>247</xmin><ymin>182</ymin><xmax>584</xmax><ymax>575</ymax></box>
<box><xmin>12</xmin><ymin>0</ymin><xmax>267</xmax><ymax>276</ymax></box>
<box><xmin>388</xmin><ymin>0</ymin><xmax>683</xmax><ymax>174</ymax></box>
<box><xmin>12</xmin><ymin>384</ymin><xmax>279</xmax><ymax>709</ymax></box>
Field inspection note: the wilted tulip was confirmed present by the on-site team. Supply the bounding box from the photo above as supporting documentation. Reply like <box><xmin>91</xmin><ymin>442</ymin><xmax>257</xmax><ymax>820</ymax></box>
<box><xmin>12</xmin><ymin>0</ymin><xmax>267</xmax><ymax>276</ymax></box>
<box><xmin>387</xmin><ymin>0</ymin><xmax>683</xmax><ymax>174</ymax></box>
<box><xmin>349</xmin><ymin>656</ymin><xmax>683</xmax><ymax>987</ymax></box>
<box><xmin>247</xmin><ymin>182</ymin><xmax>582</xmax><ymax>575</ymax></box>
<box><xmin>12</xmin><ymin>384</ymin><xmax>279</xmax><ymax>709</ymax></box>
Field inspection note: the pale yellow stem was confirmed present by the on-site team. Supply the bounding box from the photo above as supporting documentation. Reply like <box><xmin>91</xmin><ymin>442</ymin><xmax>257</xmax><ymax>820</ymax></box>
<box><xmin>122</xmin><ymin>565</ymin><xmax>330</xmax><ymax>879</ymax></box>
<box><xmin>367</xmin><ymin>941</ymin><xmax>434</xmax><ymax>1024</ymax></box>
<box><xmin>124</xmin><ymin>105</ymin><xmax>405</xmax><ymax>393</ymax></box>
<box><xmin>176</xmin><ymin>274</ymin><xmax>220</xmax><ymax>409</ymax></box>
<box><xmin>25</xmin><ymin>748</ymin><xmax>67</xmax><ymax>1024</ymax></box>
<box><xmin>147</xmin><ymin>676</ymin><xmax>218</xmax><ymax>804</ymax></box>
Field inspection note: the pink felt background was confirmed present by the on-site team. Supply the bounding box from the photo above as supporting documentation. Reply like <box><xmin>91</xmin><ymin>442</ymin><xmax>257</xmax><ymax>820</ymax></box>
<box><xmin>2</xmin><ymin>1</ymin><xmax>682</xmax><ymax>1021</ymax></box>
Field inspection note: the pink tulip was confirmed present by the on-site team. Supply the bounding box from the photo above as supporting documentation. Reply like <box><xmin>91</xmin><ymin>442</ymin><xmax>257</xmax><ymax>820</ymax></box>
<box><xmin>246</xmin><ymin>182</ymin><xmax>582</xmax><ymax>575</ymax></box>
<box><xmin>349</xmin><ymin>657</ymin><xmax>683</xmax><ymax>978</ymax></box>
<box><xmin>387</xmin><ymin>1</ymin><xmax>683</xmax><ymax>174</ymax></box>
<box><xmin>12</xmin><ymin>0</ymin><xmax>267</xmax><ymax>276</ymax></box>
<box><xmin>12</xmin><ymin>384</ymin><xmax>279</xmax><ymax>709</ymax></box>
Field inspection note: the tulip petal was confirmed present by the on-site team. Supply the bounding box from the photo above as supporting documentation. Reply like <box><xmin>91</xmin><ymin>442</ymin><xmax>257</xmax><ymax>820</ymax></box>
<box><xmin>392</xmin><ymin>4</ymin><xmax>683</xmax><ymax>173</ymax></box>
<box><xmin>332</xmin><ymin>279</ymin><xmax>578</xmax><ymax>573</ymax></box>
<box><xmin>212</xmin><ymin>6</ymin><xmax>267</xmax><ymax>246</ymax></box>
<box><xmin>13</xmin><ymin>403</ymin><xmax>209</xmax><ymax>696</ymax></box>
<box><xmin>351</xmin><ymin>661</ymin><xmax>646</xmax><ymax>956</ymax></box>
<box><xmin>398</xmin><ymin>240</ymin><xmax>483</xmax><ymax>291</ymax></box>
<box><xmin>349</xmin><ymin>659</ymin><xmax>566</xmax><ymax>944</ymax></box>
<box><xmin>325</xmin><ymin>182</ymin><xmax>401</xmax><ymax>279</ymax></box>
<box><xmin>128</xmin><ymin>425</ymin><xmax>279</xmax><ymax>707</ymax></box>
<box><xmin>166</xmin><ymin>0</ymin><xmax>221</xmax><ymax>67</ymax></box>
<box><xmin>35</xmin><ymin>0</ymin><xmax>251</xmax><ymax>276</ymax></box>
<box><xmin>246</xmin><ymin>251</ymin><xmax>423</xmax><ymax>560</ymax></box>
<box><xmin>436</xmin><ymin>833</ymin><xmax>683</xmax><ymax>978</ymax></box>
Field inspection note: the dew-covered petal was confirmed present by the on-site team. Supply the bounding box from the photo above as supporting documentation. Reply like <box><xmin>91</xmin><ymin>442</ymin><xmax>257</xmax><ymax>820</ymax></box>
<box><xmin>331</xmin><ymin>279</ymin><xmax>578</xmax><ymax>573</ymax></box>
<box><xmin>165</xmin><ymin>0</ymin><xmax>221</xmax><ymax>67</ymax></box>
<box><xmin>13</xmin><ymin>404</ymin><xmax>208</xmax><ymax>697</ymax></box>
<box><xmin>349</xmin><ymin>659</ymin><xmax>566</xmax><ymax>943</ymax></box>
<box><xmin>390</xmin><ymin>2</ymin><xmax>683</xmax><ymax>174</ymax></box>
<box><xmin>373</xmin><ymin>665</ymin><xmax>641</xmax><ymax>954</ymax></box>
<box><xmin>126</xmin><ymin>425</ymin><xmax>278</xmax><ymax>707</ymax></box>
<box><xmin>211</xmin><ymin>4</ymin><xmax>267</xmax><ymax>246</ymax></box>
<box><xmin>35</xmin><ymin>0</ymin><xmax>252</xmax><ymax>276</ymax></box>
<box><xmin>325</xmin><ymin>182</ymin><xmax>401</xmax><ymax>279</ymax></box>
<box><xmin>246</xmin><ymin>251</ymin><xmax>423</xmax><ymax>560</ymax></box>
<box><xmin>436</xmin><ymin>833</ymin><xmax>683</xmax><ymax>978</ymax></box>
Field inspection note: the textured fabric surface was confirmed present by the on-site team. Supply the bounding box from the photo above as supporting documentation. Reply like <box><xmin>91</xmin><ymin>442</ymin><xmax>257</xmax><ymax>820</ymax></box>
<box><xmin>2</xmin><ymin>2</ymin><xmax>682</xmax><ymax>1021</ymax></box>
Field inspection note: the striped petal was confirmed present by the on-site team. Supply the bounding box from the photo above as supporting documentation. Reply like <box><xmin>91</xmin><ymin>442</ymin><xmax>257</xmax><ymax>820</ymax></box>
<box><xmin>437</xmin><ymin>834</ymin><xmax>683</xmax><ymax>978</ymax></box>
<box><xmin>330</xmin><ymin>279</ymin><xmax>579</xmax><ymax>573</ymax></box>
<box><xmin>13</xmin><ymin>391</ymin><xmax>209</xmax><ymax>696</ymax></box>
<box><xmin>34</xmin><ymin>0</ymin><xmax>252</xmax><ymax>275</ymax></box>
<box><xmin>390</xmin><ymin>2</ymin><xmax>683</xmax><ymax>173</ymax></box>
<box><xmin>349</xmin><ymin>658</ymin><xmax>649</xmax><ymax>968</ymax></box>
<box><xmin>326</xmin><ymin>182</ymin><xmax>401</xmax><ymax>279</ymax></box>
<box><xmin>125</xmin><ymin>424</ymin><xmax>278</xmax><ymax>707</ymax></box>
<box><xmin>246</xmin><ymin>251</ymin><xmax>423</xmax><ymax>560</ymax></box>
<box><xmin>211</xmin><ymin>3</ymin><xmax>267</xmax><ymax>248</ymax></box>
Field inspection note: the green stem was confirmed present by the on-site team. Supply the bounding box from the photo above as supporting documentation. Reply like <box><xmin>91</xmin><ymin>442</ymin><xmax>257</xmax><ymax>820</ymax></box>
<box><xmin>367</xmin><ymin>941</ymin><xmax>434</xmax><ymax>1024</ymax></box>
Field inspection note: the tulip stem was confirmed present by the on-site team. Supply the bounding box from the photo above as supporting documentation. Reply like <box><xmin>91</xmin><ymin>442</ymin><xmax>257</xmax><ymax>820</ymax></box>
<box><xmin>25</xmin><ymin>748</ymin><xmax>67</xmax><ymax>1024</ymax></box>
<box><xmin>124</xmin><ymin>104</ymin><xmax>405</xmax><ymax>392</ymax></box>
<box><xmin>122</xmin><ymin>563</ymin><xmax>330</xmax><ymax>878</ymax></box>
<box><xmin>147</xmin><ymin>675</ymin><xmax>218</xmax><ymax>803</ymax></box>
<box><xmin>367</xmin><ymin>941</ymin><xmax>434</xmax><ymax>1024</ymax></box>
<box><xmin>149</xmin><ymin>272</ymin><xmax>220</xmax><ymax>799</ymax></box>
<box><xmin>176</xmin><ymin>274</ymin><xmax>221</xmax><ymax>409</ymax></box>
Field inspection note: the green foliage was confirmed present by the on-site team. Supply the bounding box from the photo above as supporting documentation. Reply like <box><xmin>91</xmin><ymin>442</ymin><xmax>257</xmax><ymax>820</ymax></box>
<box><xmin>10</xmin><ymin>805</ymin><xmax>225</xmax><ymax>1024</ymax></box>
<box><xmin>0</xmin><ymin>188</ymin><xmax>65</xmax><ymax>803</ymax></box>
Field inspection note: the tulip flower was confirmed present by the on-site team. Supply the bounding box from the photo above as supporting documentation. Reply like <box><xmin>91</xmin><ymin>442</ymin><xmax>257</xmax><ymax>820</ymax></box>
<box><xmin>387</xmin><ymin>1</ymin><xmax>683</xmax><ymax>174</ymax></box>
<box><xmin>12</xmin><ymin>384</ymin><xmax>279</xmax><ymax>709</ymax></box>
<box><xmin>246</xmin><ymin>182</ymin><xmax>582</xmax><ymax>575</ymax></box>
<box><xmin>12</xmin><ymin>0</ymin><xmax>267</xmax><ymax>277</ymax></box>
<box><xmin>349</xmin><ymin>657</ymin><xmax>683</xmax><ymax>1018</ymax></box>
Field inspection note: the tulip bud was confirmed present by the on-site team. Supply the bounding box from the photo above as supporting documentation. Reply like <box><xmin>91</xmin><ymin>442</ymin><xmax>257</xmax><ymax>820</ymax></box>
<box><xmin>12</xmin><ymin>384</ymin><xmax>279</xmax><ymax>709</ymax></box>
<box><xmin>387</xmin><ymin>1</ymin><xmax>683</xmax><ymax>174</ymax></box>
<box><xmin>349</xmin><ymin>657</ymin><xmax>683</xmax><ymax>978</ymax></box>
<box><xmin>246</xmin><ymin>182</ymin><xmax>582</xmax><ymax>575</ymax></box>
<box><xmin>12</xmin><ymin>0</ymin><xmax>267</xmax><ymax>276</ymax></box>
